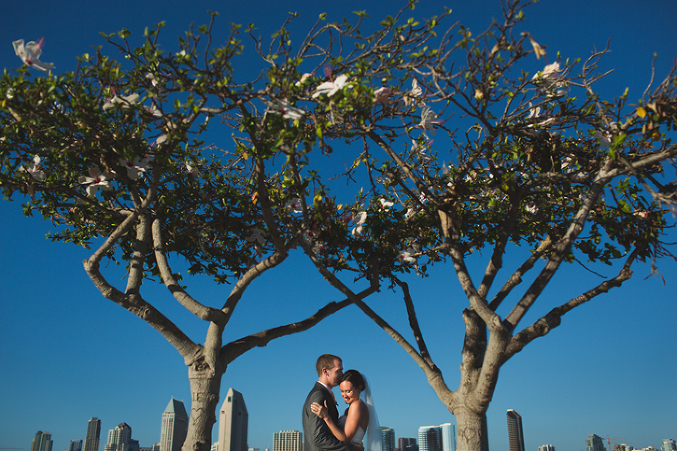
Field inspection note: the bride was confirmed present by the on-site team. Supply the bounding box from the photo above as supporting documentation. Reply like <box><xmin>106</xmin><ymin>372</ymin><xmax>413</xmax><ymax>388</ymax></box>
<box><xmin>310</xmin><ymin>370</ymin><xmax>382</xmax><ymax>451</ymax></box>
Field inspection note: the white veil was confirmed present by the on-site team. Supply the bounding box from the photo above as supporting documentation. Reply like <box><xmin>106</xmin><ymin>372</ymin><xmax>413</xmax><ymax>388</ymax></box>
<box><xmin>361</xmin><ymin>373</ymin><xmax>382</xmax><ymax>451</ymax></box>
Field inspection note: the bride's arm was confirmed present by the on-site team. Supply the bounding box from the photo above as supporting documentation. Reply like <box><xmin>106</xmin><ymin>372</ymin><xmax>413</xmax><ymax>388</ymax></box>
<box><xmin>340</xmin><ymin>401</ymin><xmax>368</xmax><ymax>443</ymax></box>
<box><xmin>310</xmin><ymin>402</ymin><xmax>350</xmax><ymax>442</ymax></box>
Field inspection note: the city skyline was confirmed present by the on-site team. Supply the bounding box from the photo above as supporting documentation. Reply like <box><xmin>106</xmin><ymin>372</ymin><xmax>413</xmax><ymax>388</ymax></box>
<box><xmin>18</xmin><ymin>411</ymin><xmax>675</xmax><ymax>451</ymax></box>
<box><xmin>1</xmin><ymin>1</ymin><xmax>676</xmax><ymax>451</ymax></box>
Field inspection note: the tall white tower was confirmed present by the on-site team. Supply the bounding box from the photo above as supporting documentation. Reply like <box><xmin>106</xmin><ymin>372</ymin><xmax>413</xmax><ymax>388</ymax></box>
<box><xmin>218</xmin><ymin>388</ymin><xmax>248</xmax><ymax>451</ymax></box>
<box><xmin>84</xmin><ymin>418</ymin><xmax>102</xmax><ymax>451</ymax></box>
<box><xmin>160</xmin><ymin>398</ymin><xmax>189</xmax><ymax>451</ymax></box>
<box><xmin>31</xmin><ymin>431</ymin><xmax>53</xmax><ymax>451</ymax></box>
<box><xmin>104</xmin><ymin>423</ymin><xmax>132</xmax><ymax>451</ymax></box>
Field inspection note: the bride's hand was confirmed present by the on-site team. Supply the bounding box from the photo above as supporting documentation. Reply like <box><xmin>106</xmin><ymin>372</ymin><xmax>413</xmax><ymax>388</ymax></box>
<box><xmin>310</xmin><ymin>402</ymin><xmax>329</xmax><ymax>420</ymax></box>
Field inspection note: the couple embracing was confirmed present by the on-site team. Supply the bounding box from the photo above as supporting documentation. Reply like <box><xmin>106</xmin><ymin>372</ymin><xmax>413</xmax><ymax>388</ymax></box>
<box><xmin>302</xmin><ymin>354</ymin><xmax>382</xmax><ymax>451</ymax></box>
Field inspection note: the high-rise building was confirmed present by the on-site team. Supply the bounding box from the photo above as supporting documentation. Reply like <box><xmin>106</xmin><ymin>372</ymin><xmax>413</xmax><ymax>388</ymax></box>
<box><xmin>381</xmin><ymin>428</ymin><xmax>395</xmax><ymax>451</ymax></box>
<box><xmin>272</xmin><ymin>431</ymin><xmax>302</xmax><ymax>451</ymax></box>
<box><xmin>506</xmin><ymin>410</ymin><xmax>525</xmax><ymax>451</ymax></box>
<box><xmin>84</xmin><ymin>418</ymin><xmax>102</xmax><ymax>451</ymax></box>
<box><xmin>104</xmin><ymin>423</ymin><xmax>133</xmax><ymax>451</ymax></box>
<box><xmin>586</xmin><ymin>434</ymin><xmax>606</xmax><ymax>451</ymax></box>
<box><xmin>539</xmin><ymin>446</ymin><xmax>555</xmax><ymax>451</ymax></box>
<box><xmin>418</xmin><ymin>427</ymin><xmax>441</xmax><ymax>451</ymax></box>
<box><xmin>397</xmin><ymin>437</ymin><xmax>417</xmax><ymax>451</ymax></box>
<box><xmin>160</xmin><ymin>398</ymin><xmax>189</xmax><ymax>451</ymax></box>
<box><xmin>218</xmin><ymin>388</ymin><xmax>248</xmax><ymax>451</ymax></box>
<box><xmin>418</xmin><ymin>423</ymin><xmax>455</xmax><ymax>451</ymax></box>
<box><xmin>439</xmin><ymin>423</ymin><xmax>456</xmax><ymax>451</ymax></box>
<box><xmin>663</xmin><ymin>439</ymin><xmax>677</xmax><ymax>451</ymax></box>
<box><xmin>31</xmin><ymin>431</ymin><xmax>53</xmax><ymax>451</ymax></box>
<box><xmin>70</xmin><ymin>440</ymin><xmax>83</xmax><ymax>451</ymax></box>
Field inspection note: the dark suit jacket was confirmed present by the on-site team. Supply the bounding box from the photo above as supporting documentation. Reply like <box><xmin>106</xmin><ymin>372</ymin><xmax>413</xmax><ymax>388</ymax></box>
<box><xmin>302</xmin><ymin>382</ymin><xmax>351</xmax><ymax>451</ymax></box>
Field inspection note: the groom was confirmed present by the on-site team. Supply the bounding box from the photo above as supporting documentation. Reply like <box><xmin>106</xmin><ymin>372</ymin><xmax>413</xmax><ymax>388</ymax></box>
<box><xmin>302</xmin><ymin>354</ymin><xmax>360</xmax><ymax>451</ymax></box>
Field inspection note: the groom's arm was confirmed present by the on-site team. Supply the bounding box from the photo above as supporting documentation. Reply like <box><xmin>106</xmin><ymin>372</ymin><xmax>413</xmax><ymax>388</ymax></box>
<box><xmin>304</xmin><ymin>391</ymin><xmax>351</xmax><ymax>451</ymax></box>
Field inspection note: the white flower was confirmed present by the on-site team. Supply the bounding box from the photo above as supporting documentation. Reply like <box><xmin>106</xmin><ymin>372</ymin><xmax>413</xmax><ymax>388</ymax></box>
<box><xmin>420</xmin><ymin>106</ymin><xmax>439</xmax><ymax>135</ymax></box>
<box><xmin>351</xmin><ymin>211</ymin><xmax>367</xmax><ymax>237</ymax></box>
<box><xmin>312</xmin><ymin>74</ymin><xmax>349</xmax><ymax>98</ymax></box>
<box><xmin>594</xmin><ymin>122</ymin><xmax>617</xmax><ymax>147</ymax></box>
<box><xmin>295</xmin><ymin>73</ymin><xmax>312</xmax><ymax>87</ymax></box>
<box><xmin>78</xmin><ymin>167</ymin><xmax>113</xmax><ymax>197</ymax></box>
<box><xmin>186</xmin><ymin>161</ymin><xmax>200</xmax><ymax>176</ymax></box>
<box><xmin>404</xmin><ymin>79</ymin><xmax>423</xmax><ymax>106</ymax></box>
<box><xmin>263</xmin><ymin>99</ymin><xmax>305</xmax><ymax>120</ymax></box>
<box><xmin>286</xmin><ymin>198</ymin><xmax>303</xmax><ymax>213</ymax></box>
<box><xmin>378</xmin><ymin>198</ymin><xmax>394</xmax><ymax>210</ymax></box>
<box><xmin>22</xmin><ymin>155</ymin><xmax>46</xmax><ymax>181</ymax></box>
<box><xmin>532</xmin><ymin>62</ymin><xmax>563</xmax><ymax>93</ymax></box>
<box><xmin>400</xmin><ymin>247</ymin><xmax>422</xmax><ymax>275</ymax></box>
<box><xmin>103</xmin><ymin>93</ymin><xmax>140</xmax><ymax>110</ymax></box>
<box><xmin>400</xmin><ymin>248</ymin><xmax>417</xmax><ymax>263</ymax></box>
<box><xmin>540</xmin><ymin>62</ymin><xmax>560</xmax><ymax>79</ymax></box>
<box><xmin>119</xmin><ymin>156</ymin><xmax>149</xmax><ymax>180</ymax></box>
<box><xmin>525</xmin><ymin>203</ymin><xmax>538</xmax><ymax>214</ymax></box>
<box><xmin>145</xmin><ymin>73</ymin><xmax>158</xmax><ymax>87</ymax></box>
<box><xmin>410</xmin><ymin>79</ymin><xmax>423</xmax><ymax>97</ymax></box>
<box><xmin>527</xmin><ymin>104</ymin><xmax>557</xmax><ymax>127</ymax></box>
<box><xmin>374</xmin><ymin>86</ymin><xmax>392</xmax><ymax>105</ymax></box>
<box><xmin>13</xmin><ymin>38</ymin><xmax>55</xmax><ymax>72</ymax></box>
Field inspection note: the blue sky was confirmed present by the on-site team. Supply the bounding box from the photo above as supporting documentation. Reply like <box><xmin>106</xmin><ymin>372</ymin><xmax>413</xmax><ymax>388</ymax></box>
<box><xmin>1</xmin><ymin>1</ymin><xmax>676</xmax><ymax>451</ymax></box>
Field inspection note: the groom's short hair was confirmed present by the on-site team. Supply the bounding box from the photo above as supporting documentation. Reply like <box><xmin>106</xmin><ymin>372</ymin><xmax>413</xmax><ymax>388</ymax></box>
<box><xmin>316</xmin><ymin>354</ymin><xmax>341</xmax><ymax>377</ymax></box>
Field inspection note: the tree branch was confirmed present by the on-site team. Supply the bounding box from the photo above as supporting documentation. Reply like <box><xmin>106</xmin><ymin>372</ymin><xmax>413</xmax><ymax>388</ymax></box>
<box><xmin>502</xmin><ymin>244</ymin><xmax>643</xmax><ymax>362</ymax></box>
<box><xmin>151</xmin><ymin>216</ymin><xmax>228</xmax><ymax>324</ymax></box>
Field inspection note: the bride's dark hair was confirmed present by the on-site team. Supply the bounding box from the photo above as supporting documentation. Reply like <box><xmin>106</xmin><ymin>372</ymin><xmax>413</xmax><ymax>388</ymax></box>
<box><xmin>340</xmin><ymin>369</ymin><xmax>365</xmax><ymax>391</ymax></box>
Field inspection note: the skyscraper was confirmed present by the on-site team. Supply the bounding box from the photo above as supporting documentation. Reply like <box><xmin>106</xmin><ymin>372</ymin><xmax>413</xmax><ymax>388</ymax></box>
<box><xmin>104</xmin><ymin>423</ymin><xmax>133</xmax><ymax>451</ymax></box>
<box><xmin>272</xmin><ymin>431</ymin><xmax>302</xmax><ymax>451</ymax></box>
<box><xmin>70</xmin><ymin>440</ymin><xmax>83</xmax><ymax>451</ymax></box>
<box><xmin>160</xmin><ymin>398</ymin><xmax>189</xmax><ymax>451</ymax></box>
<box><xmin>84</xmin><ymin>418</ymin><xmax>102</xmax><ymax>451</ymax></box>
<box><xmin>397</xmin><ymin>437</ymin><xmax>417</xmax><ymax>451</ymax></box>
<box><xmin>586</xmin><ymin>434</ymin><xmax>605</xmax><ymax>451</ymax></box>
<box><xmin>439</xmin><ymin>423</ymin><xmax>456</xmax><ymax>451</ymax></box>
<box><xmin>662</xmin><ymin>439</ymin><xmax>677</xmax><ymax>451</ymax></box>
<box><xmin>418</xmin><ymin>427</ymin><xmax>441</xmax><ymax>451</ymax></box>
<box><xmin>381</xmin><ymin>428</ymin><xmax>395</xmax><ymax>451</ymax></box>
<box><xmin>538</xmin><ymin>446</ymin><xmax>555</xmax><ymax>451</ymax></box>
<box><xmin>31</xmin><ymin>431</ymin><xmax>53</xmax><ymax>451</ymax></box>
<box><xmin>506</xmin><ymin>410</ymin><xmax>525</xmax><ymax>451</ymax></box>
<box><xmin>218</xmin><ymin>388</ymin><xmax>248</xmax><ymax>451</ymax></box>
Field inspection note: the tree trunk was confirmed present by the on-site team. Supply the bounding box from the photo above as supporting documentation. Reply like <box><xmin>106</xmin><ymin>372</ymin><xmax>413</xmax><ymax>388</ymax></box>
<box><xmin>183</xmin><ymin>363</ymin><xmax>223</xmax><ymax>451</ymax></box>
<box><xmin>455</xmin><ymin>406</ymin><xmax>489</xmax><ymax>451</ymax></box>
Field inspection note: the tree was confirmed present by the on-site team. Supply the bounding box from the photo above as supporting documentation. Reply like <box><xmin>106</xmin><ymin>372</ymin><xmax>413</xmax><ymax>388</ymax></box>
<box><xmin>281</xmin><ymin>2</ymin><xmax>677</xmax><ymax>451</ymax></box>
<box><xmin>2</xmin><ymin>1</ymin><xmax>676</xmax><ymax>451</ymax></box>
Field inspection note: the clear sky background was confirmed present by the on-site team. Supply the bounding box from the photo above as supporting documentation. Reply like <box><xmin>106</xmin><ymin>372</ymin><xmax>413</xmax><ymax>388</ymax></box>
<box><xmin>1</xmin><ymin>1</ymin><xmax>676</xmax><ymax>451</ymax></box>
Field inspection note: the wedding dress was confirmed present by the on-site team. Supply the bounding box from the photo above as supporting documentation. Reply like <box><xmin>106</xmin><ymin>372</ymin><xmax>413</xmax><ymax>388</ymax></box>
<box><xmin>338</xmin><ymin>415</ymin><xmax>366</xmax><ymax>444</ymax></box>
